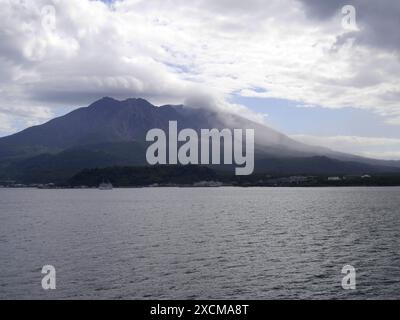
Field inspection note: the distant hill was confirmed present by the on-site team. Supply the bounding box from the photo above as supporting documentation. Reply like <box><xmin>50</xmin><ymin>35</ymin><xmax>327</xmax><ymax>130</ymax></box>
<box><xmin>254</xmin><ymin>156</ymin><xmax>397</xmax><ymax>175</ymax></box>
<box><xmin>68</xmin><ymin>165</ymin><xmax>400</xmax><ymax>188</ymax></box>
<box><xmin>0</xmin><ymin>97</ymin><xmax>399</xmax><ymax>183</ymax></box>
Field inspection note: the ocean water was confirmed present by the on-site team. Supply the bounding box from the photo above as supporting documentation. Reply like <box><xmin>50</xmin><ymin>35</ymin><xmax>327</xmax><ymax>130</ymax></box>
<box><xmin>0</xmin><ymin>187</ymin><xmax>400</xmax><ymax>300</ymax></box>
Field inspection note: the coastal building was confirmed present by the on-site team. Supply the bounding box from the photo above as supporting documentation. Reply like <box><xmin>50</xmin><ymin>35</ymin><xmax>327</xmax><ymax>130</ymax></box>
<box><xmin>288</xmin><ymin>176</ymin><xmax>309</xmax><ymax>184</ymax></box>
<box><xmin>193</xmin><ymin>181</ymin><xmax>223</xmax><ymax>187</ymax></box>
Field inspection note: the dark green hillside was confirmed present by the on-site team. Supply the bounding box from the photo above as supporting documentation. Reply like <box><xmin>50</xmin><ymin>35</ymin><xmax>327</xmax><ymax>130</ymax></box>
<box><xmin>69</xmin><ymin>165</ymin><xmax>217</xmax><ymax>187</ymax></box>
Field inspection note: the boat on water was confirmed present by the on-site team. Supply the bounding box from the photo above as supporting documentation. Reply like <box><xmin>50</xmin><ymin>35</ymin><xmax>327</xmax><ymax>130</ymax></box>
<box><xmin>98</xmin><ymin>182</ymin><xmax>113</xmax><ymax>190</ymax></box>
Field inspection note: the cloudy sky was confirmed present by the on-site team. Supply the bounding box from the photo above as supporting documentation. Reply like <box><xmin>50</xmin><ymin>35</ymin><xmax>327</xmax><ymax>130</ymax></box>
<box><xmin>1</xmin><ymin>0</ymin><xmax>400</xmax><ymax>159</ymax></box>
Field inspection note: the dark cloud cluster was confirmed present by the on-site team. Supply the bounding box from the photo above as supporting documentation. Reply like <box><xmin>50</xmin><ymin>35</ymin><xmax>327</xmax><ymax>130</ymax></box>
<box><xmin>299</xmin><ymin>0</ymin><xmax>400</xmax><ymax>52</ymax></box>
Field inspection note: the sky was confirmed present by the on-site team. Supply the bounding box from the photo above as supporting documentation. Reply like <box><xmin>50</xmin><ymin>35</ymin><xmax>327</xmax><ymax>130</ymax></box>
<box><xmin>0</xmin><ymin>0</ymin><xmax>400</xmax><ymax>159</ymax></box>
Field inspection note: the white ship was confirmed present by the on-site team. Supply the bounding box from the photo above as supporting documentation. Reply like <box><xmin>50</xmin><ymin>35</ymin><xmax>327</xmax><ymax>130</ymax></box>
<box><xmin>98</xmin><ymin>181</ymin><xmax>113</xmax><ymax>190</ymax></box>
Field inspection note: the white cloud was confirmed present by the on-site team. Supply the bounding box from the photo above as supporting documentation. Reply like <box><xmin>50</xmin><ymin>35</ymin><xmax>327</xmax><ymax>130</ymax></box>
<box><xmin>291</xmin><ymin>134</ymin><xmax>400</xmax><ymax>160</ymax></box>
<box><xmin>0</xmin><ymin>114</ymin><xmax>13</xmax><ymax>134</ymax></box>
<box><xmin>359</xmin><ymin>151</ymin><xmax>400</xmax><ymax>160</ymax></box>
<box><xmin>0</xmin><ymin>0</ymin><xmax>399</xmax><ymax>136</ymax></box>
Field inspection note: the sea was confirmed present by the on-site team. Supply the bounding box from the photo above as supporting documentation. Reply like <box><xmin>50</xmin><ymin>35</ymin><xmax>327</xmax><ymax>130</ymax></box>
<box><xmin>1</xmin><ymin>187</ymin><xmax>399</xmax><ymax>299</ymax></box>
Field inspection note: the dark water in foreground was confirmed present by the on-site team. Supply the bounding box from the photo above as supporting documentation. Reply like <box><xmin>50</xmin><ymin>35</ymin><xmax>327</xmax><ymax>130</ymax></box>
<box><xmin>1</xmin><ymin>187</ymin><xmax>400</xmax><ymax>299</ymax></box>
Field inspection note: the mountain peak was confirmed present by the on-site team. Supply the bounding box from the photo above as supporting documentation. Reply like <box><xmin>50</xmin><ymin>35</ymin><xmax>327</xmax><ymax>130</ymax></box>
<box><xmin>122</xmin><ymin>98</ymin><xmax>154</xmax><ymax>108</ymax></box>
<box><xmin>101</xmin><ymin>96</ymin><xmax>116</xmax><ymax>101</ymax></box>
<box><xmin>88</xmin><ymin>96</ymin><xmax>120</xmax><ymax>108</ymax></box>
<box><xmin>88</xmin><ymin>97</ymin><xmax>155</xmax><ymax>110</ymax></box>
